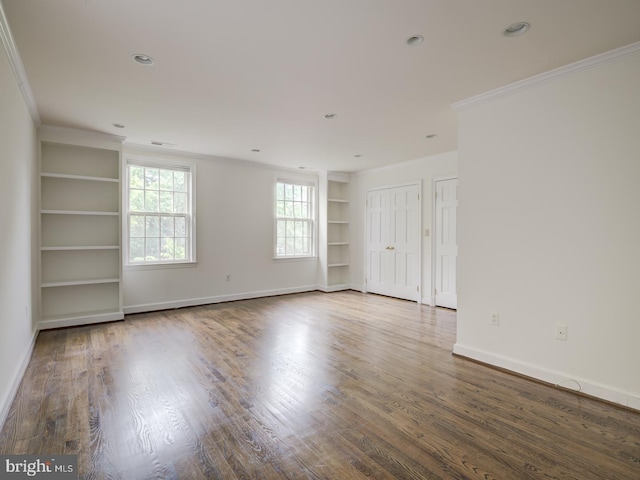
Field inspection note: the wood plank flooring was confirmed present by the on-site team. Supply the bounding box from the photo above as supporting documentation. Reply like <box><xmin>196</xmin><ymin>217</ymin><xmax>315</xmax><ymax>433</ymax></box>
<box><xmin>1</xmin><ymin>291</ymin><xmax>639</xmax><ymax>479</ymax></box>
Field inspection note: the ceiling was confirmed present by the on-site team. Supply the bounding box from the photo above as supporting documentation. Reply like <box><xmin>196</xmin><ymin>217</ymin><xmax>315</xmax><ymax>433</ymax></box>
<box><xmin>3</xmin><ymin>0</ymin><xmax>640</xmax><ymax>172</ymax></box>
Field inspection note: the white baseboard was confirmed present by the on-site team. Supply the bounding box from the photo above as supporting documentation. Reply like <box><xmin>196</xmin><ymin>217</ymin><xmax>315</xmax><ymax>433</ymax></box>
<box><xmin>317</xmin><ymin>284</ymin><xmax>351</xmax><ymax>293</ymax></box>
<box><xmin>453</xmin><ymin>343</ymin><xmax>640</xmax><ymax>411</ymax></box>
<box><xmin>349</xmin><ymin>285</ymin><xmax>433</xmax><ymax>301</ymax></box>
<box><xmin>38</xmin><ymin>311</ymin><xmax>124</xmax><ymax>330</ymax></box>
<box><xmin>0</xmin><ymin>329</ymin><xmax>38</xmax><ymax>431</ymax></box>
<box><xmin>124</xmin><ymin>285</ymin><xmax>320</xmax><ymax>314</ymax></box>
<box><xmin>421</xmin><ymin>296</ymin><xmax>434</xmax><ymax>306</ymax></box>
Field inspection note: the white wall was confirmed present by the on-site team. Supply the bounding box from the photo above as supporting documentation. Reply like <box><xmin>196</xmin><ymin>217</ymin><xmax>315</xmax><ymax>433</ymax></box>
<box><xmin>123</xmin><ymin>148</ymin><xmax>320</xmax><ymax>312</ymax></box>
<box><xmin>349</xmin><ymin>151</ymin><xmax>458</xmax><ymax>302</ymax></box>
<box><xmin>0</xmin><ymin>42</ymin><xmax>37</xmax><ymax>426</ymax></box>
<box><xmin>455</xmin><ymin>49</ymin><xmax>640</xmax><ymax>409</ymax></box>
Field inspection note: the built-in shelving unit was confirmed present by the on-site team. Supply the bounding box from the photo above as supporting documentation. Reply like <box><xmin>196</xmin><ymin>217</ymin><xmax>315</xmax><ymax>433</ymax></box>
<box><xmin>326</xmin><ymin>174</ymin><xmax>350</xmax><ymax>290</ymax></box>
<box><xmin>38</xmin><ymin>127</ymin><xmax>124</xmax><ymax>329</ymax></box>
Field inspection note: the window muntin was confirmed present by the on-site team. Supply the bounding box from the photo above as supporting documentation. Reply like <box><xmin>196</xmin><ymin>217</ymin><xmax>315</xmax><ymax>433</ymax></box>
<box><xmin>126</xmin><ymin>162</ymin><xmax>193</xmax><ymax>265</ymax></box>
<box><xmin>275</xmin><ymin>181</ymin><xmax>315</xmax><ymax>257</ymax></box>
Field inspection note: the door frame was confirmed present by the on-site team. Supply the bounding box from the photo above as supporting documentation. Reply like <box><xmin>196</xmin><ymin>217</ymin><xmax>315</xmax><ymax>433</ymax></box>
<box><xmin>431</xmin><ymin>175</ymin><xmax>458</xmax><ymax>306</ymax></box>
<box><xmin>364</xmin><ymin>180</ymin><xmax>422</xmax><ymax>303</ymax></box>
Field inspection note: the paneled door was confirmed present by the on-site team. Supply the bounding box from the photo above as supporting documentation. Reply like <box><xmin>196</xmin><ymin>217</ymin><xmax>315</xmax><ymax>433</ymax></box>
<box><xmin>366</xmin><ymin>184</ymin><xmax>420</xmax><ymax>301</ymax></box>
<box><xmin>434</xmin><ymin>177</ymin><xmax>458</xmax><ymax>309</ymax></box>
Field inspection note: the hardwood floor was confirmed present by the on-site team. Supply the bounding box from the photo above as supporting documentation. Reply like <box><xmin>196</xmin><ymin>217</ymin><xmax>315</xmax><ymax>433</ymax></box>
<box><xmin>1</xmin><ymin>291</ymin><xmax>639</xmax><ymax>479</ymax></box>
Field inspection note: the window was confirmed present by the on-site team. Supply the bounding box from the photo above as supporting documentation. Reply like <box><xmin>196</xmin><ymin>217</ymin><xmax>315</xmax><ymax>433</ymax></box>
<box><xmin>275</xmin><ymin>181</ymin><xmax>315</xmax><ymax>257</ymax></box>
<box><xmin>125</xmin><ymin>159</ymin><xmax>195</xmax><ymax>265</ymax></box>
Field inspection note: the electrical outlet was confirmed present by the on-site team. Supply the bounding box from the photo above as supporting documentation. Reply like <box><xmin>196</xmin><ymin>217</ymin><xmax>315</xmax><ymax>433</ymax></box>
<box><xmin>490</xmin><ymin>312</ymin><xmax>500</xmax><ymax>326</ymax></box>
<box><xmin>556</xmin><ymin>324</ymin><xmax>568</xmax><ymax>340</ymax></box>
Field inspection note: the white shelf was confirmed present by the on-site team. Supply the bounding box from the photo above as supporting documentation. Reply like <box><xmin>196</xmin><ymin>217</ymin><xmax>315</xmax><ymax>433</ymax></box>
<box><xmin>41</xmin><ymin>209</ymin><xmax>119</xmax><ymax>216</ymax></box>
<box><xmin>42</xmin><ymin>214</ymin><xmax>119</xmax><ymax>247</ymax></box>
<box><xmin>41</xmin><ymin>245</ymin><xmax>119</xmax><ymax>251</ymax></box>
<box><xmin>324</xmin><ymin>176</ymin><xmax>351</xmax><ymax>289</ymax></box>
<box><xmin>41</xmin><ymin>172</ymin><xmax>118</xmax><ymax>183</ymax></box>
<box><xmin>40</xmin><ymin>141</ymin><xmax>120</xmax><ymax>178</ymax></box>
<box><xmin>39</xmin><ymin>134</ymin><xmax>123</xmax><ymax>329</ymax></box>
<box><xmin>42</xmin><ymin>278</ymin><xmax>120</xmax><ymax>288</ymax></box>
<box><xmin>39</xmin><ymin>309</ymin><xmax>124</xmax><ymax>330</ymax></box>
<box><xmin>41</xmin><ymin>281</ymin><xmax>119</xmax><ymax>319</ymax></box>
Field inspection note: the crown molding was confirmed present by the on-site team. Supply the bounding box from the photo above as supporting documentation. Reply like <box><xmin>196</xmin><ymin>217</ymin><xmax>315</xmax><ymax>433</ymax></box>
<box><xmin>0</xmin><ymin>2</ymin><xmax>41</xmax><ymax>126</ymax></box>
<box><xmin>124</xmin><ymin>143</ymin><xmax>320</xmax><ymax>176</ymax></box>
<box><xmin>327</xmin><ymin>171</ymin><xmax>351</xmax><ymax>183</ymax></box>
<box><xmin>39</xmin><ymin>124</ymin><xmax>126</xmax><ymax>149</ymax></box>
<box><xmin>452</xmin><ymin>41</ymin><xmax>640</xmax><ymax>112</ymax></box>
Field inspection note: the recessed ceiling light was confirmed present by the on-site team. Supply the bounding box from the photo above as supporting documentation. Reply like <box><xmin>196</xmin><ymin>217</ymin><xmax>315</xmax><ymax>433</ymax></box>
<box><xmin>251</xmin><ymin>149</ymin><xmax>261</xmax><ymax>152</ymax></box>
<box><xmin>132</xmin><ymin>54</ymin><xmax>155</xmax><ymax>66</ymax></box>
<box><xmin>425</xmin><ymin>134</ymin><xmax>438</xmax><ymax>139</ymax></box>
<box><xmin>406</xmin><ymin>35</ymin><xmax>424</xmax><ymax>46</ymax></box>
<box><xmin>503</xmin><ymin>22</ymin><xmax>530</xmax><ymax>37</ymax></box>
<box><xmin>324</xmin><ymin>113</ymin><xmax>337</xmax><ymax>119</ymax></box>
<box><xmin>112</xmin><ymin>123</ymin><xmax>125</xmax><ymax>129</ymax></box>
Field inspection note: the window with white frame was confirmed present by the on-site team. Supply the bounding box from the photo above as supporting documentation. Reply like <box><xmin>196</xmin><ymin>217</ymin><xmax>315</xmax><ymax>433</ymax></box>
<box><xmin>275</xmin><ymin>180</ymin><xmax>315</xmax><ymax>257</ymax></box>
<box><xmin>125</xmin><ymin>159</ymin><xmax>195</xmax><ymax>265</ymax></box>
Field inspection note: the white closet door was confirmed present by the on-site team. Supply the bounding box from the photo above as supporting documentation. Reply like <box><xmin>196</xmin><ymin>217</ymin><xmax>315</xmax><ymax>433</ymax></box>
<box><xmin>434</xmin><ymin>178</ymin><xmax>458</xmax><ymax>309</ymax></box>
<box><xmin>366</xmin><ymin>189</ymin><xmax>391</xmax><ymax>296</ymax></box>
<box><xmin>367</xmin><ymin>184</ymin><xmax>420</xmax><ymax>301</ymax></box>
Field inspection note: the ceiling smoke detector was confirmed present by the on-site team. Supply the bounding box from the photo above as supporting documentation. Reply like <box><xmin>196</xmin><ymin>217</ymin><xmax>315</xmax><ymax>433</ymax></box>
<box><xmin>503</xmin><ymin>22</ymin><xmax>530</xmax><ymax>37</ymax></box>
<box><xmin>132</xmin><ymin>54</ymin><xmax>155</xmax><ymax>66</ymax></box>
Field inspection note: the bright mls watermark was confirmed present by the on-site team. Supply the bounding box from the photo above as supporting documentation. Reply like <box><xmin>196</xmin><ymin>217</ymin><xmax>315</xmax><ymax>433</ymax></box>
<box><xmin>0</xmin><ymin>455</ymin><xmax>77</xmax><ymax>479</ymax></box>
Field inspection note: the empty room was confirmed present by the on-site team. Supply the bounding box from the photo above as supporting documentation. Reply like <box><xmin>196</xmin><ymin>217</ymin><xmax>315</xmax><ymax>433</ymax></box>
<box><xmin>1</xmin><ymin>1</ymin><xmax>639</xmax><ymax>478</ymax></box>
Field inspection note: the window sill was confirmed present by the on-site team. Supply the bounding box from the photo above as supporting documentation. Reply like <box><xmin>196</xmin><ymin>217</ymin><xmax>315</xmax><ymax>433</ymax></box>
<box><xmin>124</xmin><ymin>261</ymin><xmax>197</xmax><ymax>271</ymax></box>
<box><xmin>273</xmin><ymin>256</ymin><xmax>317</xmax><ymax>263</ymax></box>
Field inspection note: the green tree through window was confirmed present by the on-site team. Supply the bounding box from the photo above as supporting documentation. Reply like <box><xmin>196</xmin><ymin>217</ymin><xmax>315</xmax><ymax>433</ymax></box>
<box><xmin>127</xmin><ymin>162</ymin><xmax>193</xmax><ymax>264</ymax></box>
<box><xmin>275</xmin><ymin>181</ymin><xmax>314</xmax><ymax>257</ymax></box>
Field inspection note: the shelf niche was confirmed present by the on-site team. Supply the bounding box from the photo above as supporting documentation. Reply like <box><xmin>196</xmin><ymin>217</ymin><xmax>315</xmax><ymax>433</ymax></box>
<box><xmin>322</xmin><ymin>173</ymin><xmax>351</xmax><ymax>291</ymax></box>
<box><xmin>38</xmin><ymin>129</ymin><xmax>124</xmax><ymax>330</ymax></box>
